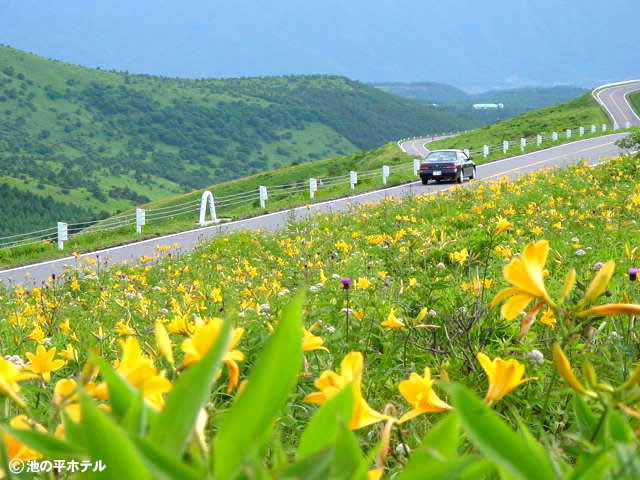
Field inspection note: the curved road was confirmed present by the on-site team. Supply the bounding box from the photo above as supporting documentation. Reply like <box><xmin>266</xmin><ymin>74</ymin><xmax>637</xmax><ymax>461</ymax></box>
<box><xmin>594</xmin><ymin>80</ymin><xmax>640</xmax><ymax>129</ymax></box>
<box><xmin>1</xmin><ymin>82</ymin><xmax>639</xmax><ymax>287</ymax></box>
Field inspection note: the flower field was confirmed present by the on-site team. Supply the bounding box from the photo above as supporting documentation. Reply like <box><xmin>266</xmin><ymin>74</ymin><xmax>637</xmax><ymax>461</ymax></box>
<box><xmin>2</xmin><ymin>152</ymin><xmax>640</xmax><ymax>478</ymax></box>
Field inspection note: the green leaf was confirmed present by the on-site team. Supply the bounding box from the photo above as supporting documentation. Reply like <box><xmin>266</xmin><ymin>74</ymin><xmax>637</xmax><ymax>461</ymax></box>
<box><xmin>449</xmin><ymin>383</ymin><xmax>557</xmax><ymax>480</ymax></box>
<box><xmin>213</xmin><ymin>293</ymin><xmax>304</xmax><ymax>479</ymax></box>
<box><xmin>62</xmin><ymin>412</ymin><xmax>87</xmax><ymax>447</ymax></box>
<box><xmin>79</xmin><ymin>393</ymin><xmax>152</xmax><ymax>480</ymax></box>
<box><xmin>123</xmin><ymin>388</ymin><xmax>147</xmax><ymax>436</ymax></box>
<box><xmin>90</xmin><ymin>355</ymin><xmax>157</xmax><ymax>424</ymax></box>
<box><xmin>132</xmin><ymin>436</ymin><xmax>205</xmax><ymax>480</ymax></box>
<box><xmin>297</xmin><ymin>385</ymin><xmax>353</xmax><ymax>460</ymax></box>
<box><xmin>148</xmin><ymin>316</ymin><xmax>232</xmax><ymax>457</ymax></box>
<box><xmin>419</xmin><ymin>412</ymin><xmax>460</xmax><ymax>459</ymax></box>
<box><xmin>565</xmin><ymin>450</ymin><xmax>612</xmax><ymax>480</ymax></box>
<box><xmin>280</xmin><ymin>447</ymin><xmax>333</xmax><ymax>480</ymax></box>
<box><xmin>573</xmin><ymin>396</ymin><xmax>597</xmax><ymax>441</ymax></box>
<box><xmin>607</xmin><ymin>410</ymin><xmax>635</xmax><ymax>444</ymax></box>
<box><xmin>0</xmin><ymin>426</ymin><xmax>85</xmax><ymax>459</ymax></box>
<box><xmin>396</xmin><ymin>413</ymin><xmax>461</xmax><ymax>480</ymax></box>
<box><xmin>330</xmin><ymin>420</ymin><xmax>365</xmax><ymax>479</ymax></box>
<box><xmin>397</xmin><ymin>456</ymin><xmax>486</xmax><ymax>480</ymax></box>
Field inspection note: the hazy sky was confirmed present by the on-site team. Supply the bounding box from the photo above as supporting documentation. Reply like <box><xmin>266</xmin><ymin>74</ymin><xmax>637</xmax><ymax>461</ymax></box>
<box><xmin>1</xmin><ymin>0</ymin><xmax>638</xmax><ymax>90</ymax></box>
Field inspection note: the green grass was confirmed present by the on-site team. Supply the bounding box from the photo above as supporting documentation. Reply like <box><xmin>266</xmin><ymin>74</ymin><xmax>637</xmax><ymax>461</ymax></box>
<box><xmin>427</xmin><ymin>93</ymin><xmax>609</xmax><ymax>152</ymax></box>
<box><xmin>2</xmin><ymin>150</ymin><xmax>640</xmax><ymax>477</ymax></box>
<box><xmin>629</xmin><ymin>91</ymin><xmax>640</xmax><ymax>118</ymax></box>
<box><xmin>1</xmin><ymin>44</ymin><xmax>474</xmax><ymax>236</ymax></box>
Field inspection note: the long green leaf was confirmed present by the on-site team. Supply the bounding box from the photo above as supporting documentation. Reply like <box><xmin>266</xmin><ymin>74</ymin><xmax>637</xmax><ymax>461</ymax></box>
<box><xmin>91</xmin><ymin>355</ymin><xmax>157</xmax><ymax>424</ymax></box>
<box><xmin>396</xmin><ymin>413</ymin><xmax>461</xmax><ymax>480</ymax></box>
<box><xmin>297</xmin><ymin>385</ymin><xmax>353</xmax><ymax>460</ymax></box>
<box><xmin>565</xmin><ymin>450</ymin><xmax>612</xmax><ymax>480</ymax></box>
<box><xmin>148</xmin><ymin>316</ymin><xmax>232</xmax><ymax>456</ymax></box>
<box><xmin>573</xmin><ymin>396</ymin><xmax>597</xmax><ymax>441</ymax></box>
<box><xmin>449</xmin><ymin>383</ymin><xmax>557</xmax><ymax>480</ymax></box>
<box><xmin>123</xmin><ymin>388</ymin><xmax>147</xmax><ymax>437</ymax></box>
<box><xmin>132</xmin><ymin>436</ymin><xmax>205</xmax><ymax>480</ymax></box>
<box><xmin>79</xmin><ymin>393</ymin><xmax>152</xmax><ymax>480</ymax></box>
<box><xmin>213</xmin><ymin>293</ymin><xmax>304</xmax><ymax>479</ymax></box>
<box><xmin>330</xmin><ymin>420</ymin><xmax>365</xmax><ymax>479</ymax></box>
<box><xmin>280</xmin><ymin>447</ymin><xmax>333</xmax><ymax>480</ymax></box>
<box><xmin>0</xmin><ymin>426</ymin><xmax>85</xmax><ymax>459</ymax></box>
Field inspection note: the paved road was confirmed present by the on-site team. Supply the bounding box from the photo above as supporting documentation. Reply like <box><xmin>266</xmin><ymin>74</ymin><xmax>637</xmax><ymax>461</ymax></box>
<box><xmin>594</xmin><ymin>80</ymin><xmax>640</xmax><ymax>129</ymax></box>
<box><xmin>1</xmin><ymin>83</ymin><xmax>639</xmax><ymax>287</ymax></box>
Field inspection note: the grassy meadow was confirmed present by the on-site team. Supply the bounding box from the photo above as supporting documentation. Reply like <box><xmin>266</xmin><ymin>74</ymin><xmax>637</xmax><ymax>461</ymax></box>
<box><xmin>2</xmin><ymin>149</ymin><xmax>640</xmax><ymax>477</ymax></box>
<box><xmin>427</xmin><ymin>93</ymin><xmax>609</xmax><ymax>152</ymax></box>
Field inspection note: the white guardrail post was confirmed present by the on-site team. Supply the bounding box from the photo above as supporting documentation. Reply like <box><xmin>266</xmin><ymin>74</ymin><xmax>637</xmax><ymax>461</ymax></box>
<box><xmin>382</xmin><ymin>165</ymin><xmax>390</xmax><ymax>185</ymax></box>
<box><xmin>199</xmin><ymin>190</ymin><xmax>217</xmax><ymax>226</ymax></box>
<box><xmin>57</xmin><ymin>222</ymin><xmax>68</xmax><ymax>250</ymax></box>
<box><xmin>536</xmin><ymin>134</ymin><xmax>542</xmax><ymax>146</ymax></box>
<box><xmin>579</xmin><ymin>126</ymin><xmax>584</xmax><ymax>136</ymax></box>
<box><xmin>520</xmin><ymin>138</ymin><xmax>526</xmax><ymax>152</ymax></box>
<box><xmin>259</xmin><ymin>186</ymin><xmax>268</xmax><ymax>209</ymax></box>
<box><xmin>483</xmin><ymin>145</ymin><xmax>489</xmax><ymax>158</ymax></box>
<box><xmin>626</xmin><ymin>121</ymin><xmax>632</xmax><ymax>129</ymax></box>
<box><xmin>349</xmin><ymin>171</ymin><xmax>357</xmax><ymax>190</ymax></box>
<box><xmin>551</xmin><ymin>132</ymin><xmax>558</xmax><ymax>141</ymax></box>
<box><xmin>602</xmin><ymin>124</ymin><xmax>607</xmax><ymax>132</ymax></box>
<box><xmin>136</xmin><ymin>208</ymin><xmax>145</xmax><ymax>234</ymax></box>
<box><xmin>566</xmin><ymin>129</ymin><xmax>571</xmax><ymax>139</ymax></box>
<box><xmin>413</xmin><ymin>159</ymin><xmax>420</xmax><ymax>176</ymax></box>
<box><xmin>591</xmin><ymin>124</ymin><xmax>596</xmax><ymax>133</ymax></box>
<box><xmin>502</xmin><ymin>141</ymin><xmax>509</xmax><ymax>154</ymax></box>
<box><xmin>309</xmin><ymin>178</ymin><xmax>317</xmax><ymax>199</ymax></box>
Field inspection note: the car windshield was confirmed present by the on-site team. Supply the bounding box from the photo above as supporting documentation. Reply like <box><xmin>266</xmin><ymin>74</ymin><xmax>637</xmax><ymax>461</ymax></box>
<box><xmin>426</xmin><ymin>151</ymin><xmax>457</xmax><ymax>162</ymax></box>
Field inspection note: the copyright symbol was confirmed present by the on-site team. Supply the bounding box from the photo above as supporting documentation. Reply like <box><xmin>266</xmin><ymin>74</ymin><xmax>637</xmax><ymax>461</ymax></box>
<box><xmin>9</xmin><ymin>458</ymin><xmax>24</xmax><ymax>474</ymax></box>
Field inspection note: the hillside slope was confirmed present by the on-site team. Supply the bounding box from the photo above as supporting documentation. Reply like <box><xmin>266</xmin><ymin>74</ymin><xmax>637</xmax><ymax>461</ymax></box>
<box><xmin>0</xmin><ymin>45</ymin><xmax>472</xmax><ymax>236</ymax></box>
<box><xmin>427</xmin><ymin>93</ymin><xmax>608</xmax><ymax>151</ymax></box>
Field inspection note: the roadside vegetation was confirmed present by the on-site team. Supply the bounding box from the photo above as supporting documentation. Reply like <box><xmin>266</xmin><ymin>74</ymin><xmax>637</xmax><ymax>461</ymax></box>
<box><xmin>629</xmin><ymin>91</ymin><xmax>640</xmax><ymax>119</ymax></box>
<box><xmin>2</xmin><ymin>151</ymin><xmax>640</xmax><ymax>477</ymax></box>
<box><xmin>427</xmin><ymin>93</ymin><xmax>609</xmax><ymax>152</ymax></box>
<box><xmin>0</xmin><ymin>44</ymin><xmax>471</xmax><ymax>235</ymax></box>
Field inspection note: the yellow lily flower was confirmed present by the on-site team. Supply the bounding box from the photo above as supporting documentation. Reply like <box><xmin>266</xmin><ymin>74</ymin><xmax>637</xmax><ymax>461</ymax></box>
<box><xmin>115</xmin><ymin>321</ymin><xmax>137</xmax><ymax>336</ymax></box>
<box><xmin>577</xmin><ymin>303</ymin><xmax>640</xmax><ymax>318</ymax></box>
<box><xmin>356</xmin><ymin>277</ymin><xmax>372</xmax><ymax>290</ymax></box>
<box><xmin>398</xmin><ymin>367</ymin><xmax>451</xmax><ymax>423</ymax></box>
<box><xmin>491</xmin><ymin>240</ymin><xmax>555</xmax><ymax>320</ymax></box>
<box><xmin>59</xmin><ymin>344</ymin><xmax>78</xmax><ymax>362</ymax></box>
<box><xmin>381</xmin><ymin>308</ymin><xmax>404</xmax><ymax>329</ymax></box>
<box><xmin>578</xmin><ymin>260</ymin><xmax>615</xmax><ymax>307</ymax></box>
<box><xmin>154</xmin><ymin>321</ymin><xmax>175</xmax><ymax>366</ymax></box>
<box><xmin>3</xmin><ymin>415</ymin><xmax>44</xmax><ymax>464</ymax></box>
<box><xmin>552</xmin><ymin>345</ymin><xmax>596</xmax><ymax>397</ymax></box>
<box><xmin>95</xmin><ymin>337</ymin><xmax>172</xmax><ymax>410</ymax></box>
<box><xmin>302</xmin><ymin>322</ymin><xmax>329</xmax><ymax>352</ymax></box>
<box><xmin>304</xmin><ymin>352</ymin><xmax>389</xmax><ymax>430</ymax></box>
<box><xmin>181</xmin><ymin>317</ymin><xmax>244</xmax><ymax>393</ymax></box>
<box><xmin>25</xmin><ymin>346</ymin><xmax>66</xmax><ymax>383</ymax></box>
<box><xmin>0</xmin><ymin>357</ymin><xmax>36</xmax><ymax>407</ymax></box>
<box><xmin>477</xmin><ymin>352</ymin><xmax>534</xmax><ymax>405</ymax></box>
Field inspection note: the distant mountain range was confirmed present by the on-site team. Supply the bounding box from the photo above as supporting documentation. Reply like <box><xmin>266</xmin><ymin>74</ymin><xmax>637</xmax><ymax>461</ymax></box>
<box><xmin>373</xmin><ymin>82</ymin><xmax>589</xmax><ymax>125</ymax></box>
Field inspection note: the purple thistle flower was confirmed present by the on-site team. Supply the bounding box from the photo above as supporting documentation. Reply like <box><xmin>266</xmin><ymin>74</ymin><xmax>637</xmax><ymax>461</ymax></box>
<box><xmin>341</xmin><ymin>277</ymin><xmax>352</xmax><ymax>289</ymax></box>
<box><xmin>629</xmin><ymin>267</ymin><xmax>638</xmax><ymax>282</ymax></box>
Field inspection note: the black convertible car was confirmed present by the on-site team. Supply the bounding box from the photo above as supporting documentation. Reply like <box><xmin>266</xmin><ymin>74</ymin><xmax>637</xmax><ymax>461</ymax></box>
<box><xmin>418</xmin><ymin>149</ymin><xmax>476</xmax><ymax>184</ymax></box>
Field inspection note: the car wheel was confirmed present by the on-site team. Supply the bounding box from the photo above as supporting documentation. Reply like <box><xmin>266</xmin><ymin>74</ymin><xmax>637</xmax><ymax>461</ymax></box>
<box><xmin>470</xmin><ymin>167</ymin><xmax>476</xmax><ymax>179</ymax></box>
<box><xmin>421</xmin><ymin>177</ymin><xmax>429</xmax><ymax>185</ymax></box>
<box><xmin>457</xmin><ymin>171</ymin><xmax>464</xmax><ymax>183</ymax></box>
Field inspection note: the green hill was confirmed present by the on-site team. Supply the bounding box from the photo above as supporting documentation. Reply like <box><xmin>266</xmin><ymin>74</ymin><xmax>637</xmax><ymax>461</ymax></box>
<box><xmin>0</xmin><ymin>45</ymin><xmax>472</xmax><ymax>236</ymax></box>
<box><xmin>427</xmin><ymin>92</ymin><xmax>608</xmax><ymax>151</ymax></box>
<box><xmin>373</xmin><ymin>82</ymin><xmax>588</xmax><ymax>127</ymax></box>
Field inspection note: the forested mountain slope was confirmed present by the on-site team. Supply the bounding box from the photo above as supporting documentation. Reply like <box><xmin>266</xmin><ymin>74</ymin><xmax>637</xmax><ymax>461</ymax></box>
<box><xmin>0</xmin><ymin>45</ymin><xmax>471</xmax><ymax>235</ymax></box>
